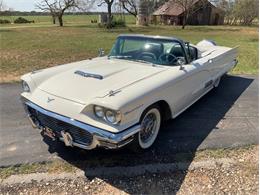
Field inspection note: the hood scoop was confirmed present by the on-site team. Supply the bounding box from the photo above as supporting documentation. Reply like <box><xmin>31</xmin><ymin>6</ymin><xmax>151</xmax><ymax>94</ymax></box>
<box><xmin>74</xmin><ymin>70</ymin><xmax>103</xmax><ymax>80</ymax></box>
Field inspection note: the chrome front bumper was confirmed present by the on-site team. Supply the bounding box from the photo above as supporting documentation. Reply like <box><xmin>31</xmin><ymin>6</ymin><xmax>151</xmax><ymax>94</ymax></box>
<box><xmin>23</xmin><ymin>101</ymin><xmax>141</xmax><ymax>150</ymax></box>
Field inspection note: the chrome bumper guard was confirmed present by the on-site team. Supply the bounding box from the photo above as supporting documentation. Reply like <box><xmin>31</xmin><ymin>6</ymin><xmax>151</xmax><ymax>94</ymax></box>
<box><xmin>22</xmin><ymin>100</ymin><xmax>141</xmax><ymax>150</ymax></box>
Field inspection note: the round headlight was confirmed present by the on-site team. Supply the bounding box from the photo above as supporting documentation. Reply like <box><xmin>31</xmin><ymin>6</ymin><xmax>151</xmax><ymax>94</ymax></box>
<box><xmin>105</xmin><ymin>110</ymin><xmax>116</xmax><ymax>123</ymax></box>
<box><xmin>94</xmin><ymin>106</ymin><xmax>104</xmax><ymax>118</ymax></box>
<box><xmin>22</xmin><ymin>80</ymin><xmax>30</xmax><ymax>92</ymax></box>
<box><xmin>105</xmin><ymin>110</ymin><xmax>121</xmax><ymax>124</ymax></box>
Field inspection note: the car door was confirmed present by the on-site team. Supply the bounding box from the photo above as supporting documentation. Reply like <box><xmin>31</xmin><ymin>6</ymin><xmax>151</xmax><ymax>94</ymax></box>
<box><xmin>182</xmin><ymin>61</ymin><xmax>212</xmax><ymax>105</ymax></box>
<box><xmin>168</xmin><ymin>44</ymin><xmax>212</xmax><ymax>116</ymax></box>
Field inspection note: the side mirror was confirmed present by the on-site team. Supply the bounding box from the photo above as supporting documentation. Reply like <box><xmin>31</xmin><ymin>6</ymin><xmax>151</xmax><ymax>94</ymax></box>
<box><xmin>185</xmin><ymin>42</ymin><xmax>192</xmax><ymax>63</ymax></box>
<box><xmin>177</xmin><ymin>58</ymin><xmax>186</xmax><ymax>70</ymax></box>
<box><xmin>98</xmin><ymin>48</ymin><xmax>105</xmax><ymax>57</ymax></box>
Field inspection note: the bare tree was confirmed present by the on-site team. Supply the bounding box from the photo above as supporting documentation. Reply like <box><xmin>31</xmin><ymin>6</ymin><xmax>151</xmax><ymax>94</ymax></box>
<box><xmin>215</xmin><ymin>0</ymin><xmax>235</xmax><ymax>24</ymax></box>
<box><xmin>215</xmin><ymin>0</ymin><xmax>258</xmax><ymax>25</ymax></box>
<box><xmin>233</xmin><ymin>0</ymin><xmax>258</xmax><ymax>25</ymax></box>
<box><xmin>36</xmin><ymin>0</ymin><xmax>58</xmax><ymax>24</ymax></box>
<box><xmin>0</xmin><ymin>0</ymin><xmax>7</xmax><ymax>11</ymax></box>
<box><xmin>0</xmin><ymin>0</ymin><xmax>3</xmax><ymax>11</ymax></box>
<box><xmin>173</xmin><ymin>0</ymin><xmax>199</xmax><ymax>29</ymax></box>
<box><xmin>98</xmin><ymin>0</ymin><xmax>114</xmax><ymax>28</ymax></box>
<box><xmin>147</xmin><ymin>0</ymin><xmax>168</xmax><ymax>15</ymax></box>
<box><xmin>119</xmin><ymin>0</ymin><xmax>166</xmax><ymax>18</ymax></box>
<box><xmin>36</xmin><ymin>0</ymin><xmax>92</xmax><ymax>26</ymax></box>
<box><xmin>120</xmin><ymin>0</ymin><xmax>138</xmax><ymax>17</ymax></box>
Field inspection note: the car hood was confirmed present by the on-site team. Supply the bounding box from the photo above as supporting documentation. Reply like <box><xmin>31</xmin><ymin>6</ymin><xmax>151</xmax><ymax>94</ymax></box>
<box><xmin>37</xmin><ymin>58</ymin><xmax>167</xmax><ymax>104</ymax></box>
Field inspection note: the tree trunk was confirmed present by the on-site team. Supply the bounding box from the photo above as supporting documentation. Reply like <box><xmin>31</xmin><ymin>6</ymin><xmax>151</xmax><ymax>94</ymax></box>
<box><xmin>182</xmin><ymin>15</ymin><xmax>186</xmax><ymax>29</ymax></box>
<box><xmin>52</xmin><ymin>15</ymin><xmax>56</xmax><ymax>24</ymax></box>
<box><xmin>58</xmin><ymin>15</ymin><xmax>63</xmax><ymax>27</ymax></box>
<box><xmin>107</xmin><ymin>3</ymin><xmax>112</xmax><ymax>28</ymax></box>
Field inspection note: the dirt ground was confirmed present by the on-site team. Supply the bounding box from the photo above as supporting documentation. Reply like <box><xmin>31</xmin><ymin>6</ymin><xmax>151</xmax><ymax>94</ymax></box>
<box><xmin>0</xmin><ymin>145</ymin><xmax>258</xmax><ymax>195</ymax></box>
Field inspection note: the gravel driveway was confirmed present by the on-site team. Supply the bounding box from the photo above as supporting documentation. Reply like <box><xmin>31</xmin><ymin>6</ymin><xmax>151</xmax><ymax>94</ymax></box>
<box><xmin>1</xmin><ymin>146</ymin><xmax>258</xmax><ymax>195</ymax></box>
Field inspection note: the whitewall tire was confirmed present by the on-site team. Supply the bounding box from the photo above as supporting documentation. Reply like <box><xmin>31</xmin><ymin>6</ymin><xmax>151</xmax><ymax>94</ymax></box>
<box><xmin>129</xmin><ymin>106</ymin><xmax>161</xmax><ymax>151</ymax></box>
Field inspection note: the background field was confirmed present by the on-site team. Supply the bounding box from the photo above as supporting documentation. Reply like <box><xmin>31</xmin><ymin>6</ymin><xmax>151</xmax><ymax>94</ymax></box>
<box><xmin>1</xmin><ymin>14</ymin><xmax>136</xmax><ymax>25</ymax></box>
<box><xmin>0</xmin><ymin>15</ymin><xmax>258</xmax><ymax>82</ymax></box>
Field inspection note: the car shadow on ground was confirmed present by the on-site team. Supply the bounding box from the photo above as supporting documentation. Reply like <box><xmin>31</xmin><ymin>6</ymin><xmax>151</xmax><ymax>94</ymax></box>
<box><xmin>43</xmin><ymin>74</ymin><xmax>253</xmax><ymax>194</ymax></box>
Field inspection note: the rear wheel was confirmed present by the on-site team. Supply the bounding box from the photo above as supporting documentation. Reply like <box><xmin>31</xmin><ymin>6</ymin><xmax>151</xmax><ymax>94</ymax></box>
<box><xmin>128</xmin><ymin>105</ymin><xmax>161</xmax><ymax>151</ymax></box>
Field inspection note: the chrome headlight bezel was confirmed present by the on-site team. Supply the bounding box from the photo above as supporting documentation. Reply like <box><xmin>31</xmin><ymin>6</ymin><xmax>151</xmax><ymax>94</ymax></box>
<box><xmin>93</xmin><ymin>105</ymin><xmax>121</xmax><ymax>125</ymax></box>
<box><xmin>22</xmin><ymin>80</ymin><xmax>30</xmax><ymax>92</ymax></box>
<box><xmin>94</xmin><ymin>105</ymin><xmax>105</xmax><ymax>118</ymax></box>
<box><xmin>105</xmin><ymin>109</ymin><xmax>121</xmax><ymax>124</ymax></box>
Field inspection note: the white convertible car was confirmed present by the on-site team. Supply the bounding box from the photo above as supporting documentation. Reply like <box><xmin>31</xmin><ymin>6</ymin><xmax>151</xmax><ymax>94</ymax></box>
<box><xmin>21</xmin><ymin>34</ymin><xmax>238</xmax><ymax>151</ymax></box>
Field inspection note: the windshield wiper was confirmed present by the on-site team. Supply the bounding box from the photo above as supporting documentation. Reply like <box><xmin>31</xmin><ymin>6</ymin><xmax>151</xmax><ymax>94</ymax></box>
<box><xmin>108</xmin><ymin>55</ymin><xmax>132</xmax><ymax>59</ymax></box>
<box><xmin>132</xmin><ymin>59</ymin><xmax>154</xmax><ymax>65</ymax></box>
<box><xmin>108</xmin><ymin>56</ymin><xmax>154</xmax><ymax>65</ymax></box>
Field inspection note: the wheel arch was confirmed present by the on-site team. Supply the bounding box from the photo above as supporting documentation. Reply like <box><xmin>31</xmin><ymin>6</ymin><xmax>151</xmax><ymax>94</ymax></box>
<box><xmin>140</xmin><ymin>100</ymin><xmax>172</xmax><ymax>123</ymax></box>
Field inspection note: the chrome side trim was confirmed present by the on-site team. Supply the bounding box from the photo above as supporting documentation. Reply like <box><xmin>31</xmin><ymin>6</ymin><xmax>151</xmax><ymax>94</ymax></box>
<box><xmin>24</xmin><ymin>101</ymin><xmax>141</xmax><ymax>149</ymax></box>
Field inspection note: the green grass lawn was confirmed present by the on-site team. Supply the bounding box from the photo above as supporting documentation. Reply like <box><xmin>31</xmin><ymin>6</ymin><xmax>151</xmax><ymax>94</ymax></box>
<box><xmin>0</xmin><ymin>14</ymin><xmax>136</xmax><ymax>25</ymax></box>
<box><xmin>0</xmin><ymin>15</ymin><xmax>258</xmax><ymax>82</ymax></box>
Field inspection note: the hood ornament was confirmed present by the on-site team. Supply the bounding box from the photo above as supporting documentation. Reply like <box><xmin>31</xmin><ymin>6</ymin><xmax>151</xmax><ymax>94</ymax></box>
<box><xmin>108</xmin><ymin>90</ymin><xmax>121</xmax><ymax>96</ymax></box>
<box><xmin>47</xmin><ymin>97</ymin><xmax>55</xmax><ymax>103</ymax></box>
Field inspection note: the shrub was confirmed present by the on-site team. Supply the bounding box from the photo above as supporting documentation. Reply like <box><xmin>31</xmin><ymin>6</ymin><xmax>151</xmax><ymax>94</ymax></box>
<box><xmin>98</xmin><ymin>18</ymin><xmax>126</xmax><ymax>29</ymax></box>
<box><xmin>111</xmin><ymin>19</ymin><xmax>126</xmax><ymax>27</ymax></box>
<box><xmin>91</xmin><ymin>19</ymin><xmax>97</xmax><ymax>23</ymax></box>
<box><xmin>0</xmin><ymin>19</ymin><xmax>11</xmax><ymax>24</ymax></box>
<box><xmin>14</xmin><ymin>17</ymin><xmax>34</xmax><ymax>24</ymax></box>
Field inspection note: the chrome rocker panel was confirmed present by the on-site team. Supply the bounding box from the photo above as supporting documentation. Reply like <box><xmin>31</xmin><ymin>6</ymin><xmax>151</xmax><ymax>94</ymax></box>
<box><xmin>23</xmin><ymin>101</ymin><xmax>141</xmax><ymax>150</ymax></box>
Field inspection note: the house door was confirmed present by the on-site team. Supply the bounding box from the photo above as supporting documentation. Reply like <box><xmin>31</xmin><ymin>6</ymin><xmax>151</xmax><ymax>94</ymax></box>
<box><xmin>214</xmin><ymin>13</ymin><xmax>220</xmax><ymax>25</ymax></box>
<box><xmin>179</xmin><ymin>16</ymin><xmax>183</xmax><ymax>25</ymax></box>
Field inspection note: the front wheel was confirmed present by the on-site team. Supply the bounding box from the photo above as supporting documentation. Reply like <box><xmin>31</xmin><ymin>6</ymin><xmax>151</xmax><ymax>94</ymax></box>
<box><xmin>129</xmin><ymin>106</ymin><xmax>161</xmax><ymax>151</ymax></box>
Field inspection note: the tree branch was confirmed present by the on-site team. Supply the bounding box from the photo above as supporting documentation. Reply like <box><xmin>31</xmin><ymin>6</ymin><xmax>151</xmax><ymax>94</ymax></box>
<box><xmin>121</xmin><ymin>0</ymin><xmax>137</xmax><ymax>17</ymax></box>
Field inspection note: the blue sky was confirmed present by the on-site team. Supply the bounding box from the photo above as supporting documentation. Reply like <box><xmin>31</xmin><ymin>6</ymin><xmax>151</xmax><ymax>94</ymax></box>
<box><xmin>4</xmin><ymin>0</ymin><xmax>105</xmax><ymax>11</ymax></box>
<box><xmin>5</xmin><ymin>0</ymin><xmax>41</xmax><ymax>11</ymax></box>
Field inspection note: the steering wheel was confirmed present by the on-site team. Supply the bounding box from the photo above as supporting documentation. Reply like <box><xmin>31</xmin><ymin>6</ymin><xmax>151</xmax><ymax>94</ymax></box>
<box><xmin>137</xmin><ymin>52</ymin><xmax>157</xmax><ymax>61</ymax></box>
<box><xmin>158</xmin><ymin>53</ymin><xmax>177</xmax><ymax>64</ymax></box>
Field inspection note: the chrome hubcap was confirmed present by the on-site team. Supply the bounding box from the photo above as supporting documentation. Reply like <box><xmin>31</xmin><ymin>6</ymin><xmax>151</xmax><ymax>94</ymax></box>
<box><xmin>140</xmin><ymin>113</ymin><xmax>157</xmax><ymax>143</ymax></box>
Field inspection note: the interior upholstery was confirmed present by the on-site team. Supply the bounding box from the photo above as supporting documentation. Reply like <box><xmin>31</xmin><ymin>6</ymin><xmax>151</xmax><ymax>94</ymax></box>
<box><xmin>140</xmin><ymin>43</ymin><xmax>164</xmax><ymax>59</ymax></box>
<box><xmin>170</xmin><ymin>45</ymin><xmax>185</xmax><ymax>57</ymax></box>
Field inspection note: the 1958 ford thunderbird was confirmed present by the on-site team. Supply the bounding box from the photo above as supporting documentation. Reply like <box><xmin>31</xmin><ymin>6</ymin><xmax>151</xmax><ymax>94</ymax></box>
<box><xmin>21</xmin><ymin>34</ymin><xmax>238</xmax><ymax>151</ymax></box>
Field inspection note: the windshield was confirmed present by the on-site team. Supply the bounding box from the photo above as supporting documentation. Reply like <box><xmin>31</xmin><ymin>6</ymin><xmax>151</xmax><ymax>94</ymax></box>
<box><xmin>108</xmin><ymin>36</ymin><xmax>187</xmax><ymax>66</ymax></box>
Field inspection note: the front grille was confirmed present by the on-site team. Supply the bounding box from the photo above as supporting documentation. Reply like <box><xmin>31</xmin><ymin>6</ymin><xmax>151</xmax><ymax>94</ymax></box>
<box><xmin>27</xmin><ymin>106</ymin><xmax>93</xmax><ymax>146</ymax></box>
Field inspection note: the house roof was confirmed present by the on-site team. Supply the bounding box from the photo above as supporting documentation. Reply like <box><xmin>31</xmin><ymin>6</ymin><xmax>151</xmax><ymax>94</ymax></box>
<box><xmin>153</xmin><ymin>0</ymin><xmax>217</xmax><ymax>16</ymax></box>
<box><xmin>153</xmin><ymin>0</ymin><xmax>185</xmax><ymax>16</ymax></box>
